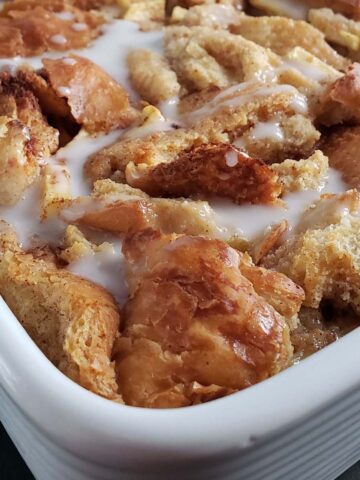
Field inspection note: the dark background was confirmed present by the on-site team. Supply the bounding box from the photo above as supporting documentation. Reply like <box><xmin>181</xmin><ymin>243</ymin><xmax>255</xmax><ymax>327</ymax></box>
<box><xmin>0</xmin><ymin>422</ymin><xmax>359</xmax><ymax>480</ymax></box>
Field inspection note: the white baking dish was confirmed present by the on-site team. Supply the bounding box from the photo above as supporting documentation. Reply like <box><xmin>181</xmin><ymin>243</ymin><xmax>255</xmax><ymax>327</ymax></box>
<box><xmin>1</xmin><ymin>296</ymin><xmax>360</xmax><ymax>480</ymax></box>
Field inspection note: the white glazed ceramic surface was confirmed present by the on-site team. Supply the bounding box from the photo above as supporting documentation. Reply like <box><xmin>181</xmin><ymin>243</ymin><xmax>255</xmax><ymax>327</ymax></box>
<box><xmin>1</xmin><ymin>298</ymin><xmax>360</xmax><ymax>480</ymax></box>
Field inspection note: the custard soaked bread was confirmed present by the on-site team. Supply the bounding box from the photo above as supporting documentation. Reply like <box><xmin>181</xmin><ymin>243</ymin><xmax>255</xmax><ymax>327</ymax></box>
<box><xmin>0</xmin><ymin>0</ymin><xmax>359</xmax><ymax>408</ymax></box>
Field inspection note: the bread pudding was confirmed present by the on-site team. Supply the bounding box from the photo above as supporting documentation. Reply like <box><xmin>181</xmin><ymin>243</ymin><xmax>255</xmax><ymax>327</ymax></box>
<box><xmin>1</xmin><ymin>0</ymin><xmax>360</xmax><ymax>408</ymax></box>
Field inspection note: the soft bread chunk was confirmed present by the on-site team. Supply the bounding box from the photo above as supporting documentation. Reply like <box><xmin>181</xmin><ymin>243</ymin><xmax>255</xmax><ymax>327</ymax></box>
<box><xmin>272</xmin><ymin>150</ymin><xmax>329</xmax><ymax>194</ymax></box>
<box><xmin>127</xmin><ymin>50</ymin><xmax>181</xmax><ymax>104</ymax></box>
<box><xmin>263</xmin><ymin>191</ymin><xmax>360</xmax><ymax>313</ymax></box>
<box><xmin>230</xmin><ymin>15</ymin><xmax>348</xmax><ymax>70</ymax></box>
<box><xmin>114</xmin><ymin>229</ymin><xmax>295</xmax><ymax>408</ymax></box>
<box><xmin>62</xmin><ymin>179</ymin><xmax>225</xmax><ymax>237</ymax></box>
<box><xmin>0</xmin><ymin>0</ymin><xmax>105</xmax><ymax>57</ymax></box>
<box><xmin>126</xmin><ymin>143</ymin><xmax>282</xmax><ymax>204</ymax></box>
<box><xmin>0</xmin><ymin>225</ymin><xmax>121</xmax><ymax>400</ymax></box>
<box><xmin>321</xmin><ymin>126</ymin><xmax>360</xmax><ymax>188</ymax></box>
<box><xmin>41</xmin><ymin>55</ymin><xmax>138</xmax><ymax>133</ymax></box>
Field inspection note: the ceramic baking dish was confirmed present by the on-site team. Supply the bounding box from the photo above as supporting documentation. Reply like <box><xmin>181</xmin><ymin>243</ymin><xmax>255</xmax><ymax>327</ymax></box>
<box><xmin>1</xmin><ymin>298</ymin><xmax>360</xmax><ymax>480</ymax></box>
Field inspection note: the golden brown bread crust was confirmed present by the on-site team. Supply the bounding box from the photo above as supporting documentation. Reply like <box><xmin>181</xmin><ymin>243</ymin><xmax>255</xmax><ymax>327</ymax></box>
<box><xmin>0</xmin><ymin>224</ymin><xmax>121</xmax><ymax>400</ymax></box>
<box><xmin>239</xmin><ymin>253</ymin><xmax>305</xmax><ymax>324</ymax></box>
<box><xmin>0</xmin><ymin>0</ymin><xmax>105</xmax><ymax>57</ymax></box>
<box><xmin>127</xmin><ymin>143</ymin><xmax>282</xmax><ymax>204</ymax></box>
<box><xmin>114</xmin><ymin>229</ymin><xmax>297</xmax><ymax>408</ymax></box>
<box><xmin>42</xmin><ymin>55</ymin><xmax>138</xmax><ymax>133</ymax></box>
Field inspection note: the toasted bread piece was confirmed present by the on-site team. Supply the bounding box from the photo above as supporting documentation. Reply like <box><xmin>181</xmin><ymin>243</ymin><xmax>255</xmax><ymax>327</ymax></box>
<box><xmin>262</xmin><ymin>191</ymin><xmax>360</xmax><ymax>313</ymax></box>
<box><xmin>123</xmin><ymin>0</ymin><xmax>165</xmax><ymax>30</ymax></box>
<box><xmin>309</xmin><ymin>8</ymin><xmax>360</xmax><ymax>51</ymax></box>
<box><xmin>127</xmin><ymin>50</ymin><xmax>181</xmax><ymax>104</ymax></box>
<box><xmin>272</xmin><ymin>150</ymin><xmax>329</xmax><ymax>194</ymax></box>
<box><xmin>41</xmin><ymin>161</ymin><xmax>72</xmax><ymax>220</ymax></box>
<box><xmin>86</xmin><ymin>82</ymin><xmax>319</xmax><ymax>183</ymax></box>
<box><xmin>233</xmin><ymin>114</ymin><xmax>320</xmax><ymax>163</ymax></box>
<box><xmin>239</xmin><ymin>252</ymin><xmax>304</xmax><ymax>329</ymax></box>
<box><xmin>41</xmin><ymin>55</ymin><xmax>138</xmax><ymax>133</ymax></box>
<box><xmin>321</xmin><ymin>125</ymin><xmax>360</xmax><ymax>188</ymax></box>
<box><xmin>0</xmin><ymin>1</ymin><xmax>105</xmax><ymax>57</ymax></box>
<box><xmin>230</xmin><ymin>15</ymin><xmax>348</xmax><ymax>70</ymax></box>
<box><xmin>60</xmin><ymin>224</ymin><xmax>94</xmax><ymax>263</ymax></box>
<box><xmin>114</xmin><ymin>229</ymin><xmax>294</xmax><ymax>408</ymax></box>
<box><xmin>0</xmin><ymin>224</ymin><xmax>121</xmax><ymax>400</ymax></box>
<box><xmin>126</xmin><ymin>143</ymin><xmax>282</xmax><ymax>205</ymax></box>
<box><xmin>170</xmin><ymin>3</ymin><xmax>243</xmax><ymax>28</ymax></box>
<box><xmin>327</xmin><ymin>62</ymin><xmax>360</xmax><ymax>111</ymax></box>
<box><xmin>164</xmin><ymin>25</ymin><xmax>281</xmax><ymax>93</ymax></box>
<box><xmin>0</xmin><ymin>72</ymin><xmax>59</xmax><ymax>205</ymax></box>
<box><xmin>165</xmin><ymin>0</ymin><xmax>244</xmax><ymax>18</ymax></box>
<box><xmin>61</xmin><ymin>179</ymin><xmax>226</xmax><ymax>237</ymax></box>
<box><xmin>252</xmin><ymin>220</ymin><xmax>288</xmax><ymax>264</ymax></box>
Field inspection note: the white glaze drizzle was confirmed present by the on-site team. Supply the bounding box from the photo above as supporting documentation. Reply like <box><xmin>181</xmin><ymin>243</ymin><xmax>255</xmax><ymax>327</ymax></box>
<box><xmin>210</xmin><ymin>168</ymin><xmax>347</xmax><ymax>240</ymax></box>
<box><xmin>50</xmin><ymin>34</ymin><xmax>68</xmax><ymax>45</ymax></box>
<box><xmin>72</xmin><ymin>22</ymin><xmax>88</xmax><ymax>32</ymax></box>
<box><xmin>55</xmin><ymin>11</ymin><xmax>75</xmax><ymax>21</ymax></box>
<box><xmin>184</xmin><ymin>82</ymin><xmax>308</xmax><ymax>124</ymax></box>
<box><xmin>67</xmin><ymin>241</ymin><xmax>128</xmax><ymax>305</ymax></box>
<box><xmin>249</xmin><ymin>121</ymin><xmax>284</xmax><ymax>142</ymax></box>
<box><xmin>53</xmin><ymin>130</ymin><xmax>122</xmax><ymax>197</ymax></box>
<box><xmin>0</xmin><ymin>181</ymin><xmax>67</xmax><ymax>249</ymax></box>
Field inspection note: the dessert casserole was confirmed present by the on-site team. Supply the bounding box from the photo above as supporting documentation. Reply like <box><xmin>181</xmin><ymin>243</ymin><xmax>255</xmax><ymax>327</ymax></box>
<box><xmin>1</xmin><ymin>0</ymin><xmax>360</xmax><ymax>409</ymax></box>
